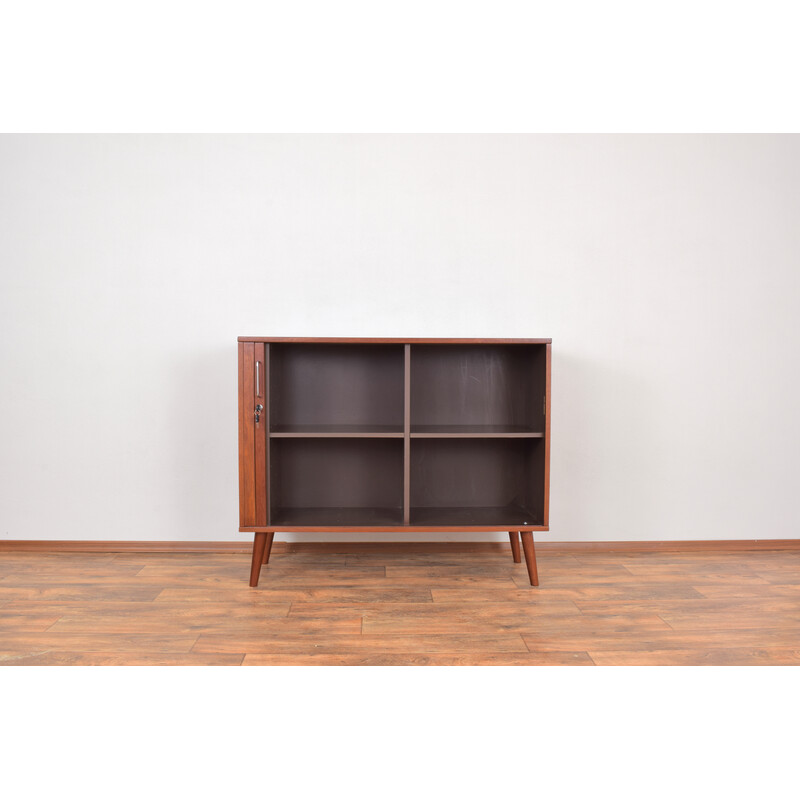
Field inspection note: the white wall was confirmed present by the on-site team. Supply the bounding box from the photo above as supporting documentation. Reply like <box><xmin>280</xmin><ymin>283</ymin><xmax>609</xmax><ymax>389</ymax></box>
<box><xmin>1</xmin><ymin>134</ymin><xmax>798</xmax><ymax>542</ymax></box>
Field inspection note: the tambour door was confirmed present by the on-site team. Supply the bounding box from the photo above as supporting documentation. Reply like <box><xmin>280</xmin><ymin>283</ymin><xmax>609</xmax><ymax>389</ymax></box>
<box><xmin>238</xmin><ymin>341</ymin><xmax>268</xmax><ymax>528</ymax></box>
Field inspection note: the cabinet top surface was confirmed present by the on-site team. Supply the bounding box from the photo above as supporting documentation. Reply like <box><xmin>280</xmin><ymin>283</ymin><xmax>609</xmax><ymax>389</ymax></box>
<box><xmin>237</xmin><ymin>337</ymin><xmax>552</xmax><ymax>344</ymax></box>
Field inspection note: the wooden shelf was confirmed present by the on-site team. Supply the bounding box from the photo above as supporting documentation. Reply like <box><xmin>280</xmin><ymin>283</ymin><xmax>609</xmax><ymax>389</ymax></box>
<box><xmin>270</xmin><ymin>506</ymin><xmax>404</xmax><ymax>526</ymax></box>
<box><xmin>271</xmin><ymin>424</ymin><xmax>403</xmax><ymax>438</ymax></box>
<box><xmin>410</xmin><ymin>505</ymin><xmax>540</xmax><ymax>526</ymax></box>
<box><xmin>410</xmin><ymin>425</ymin><xmax>543</xmax><ymax>438</ymax></box>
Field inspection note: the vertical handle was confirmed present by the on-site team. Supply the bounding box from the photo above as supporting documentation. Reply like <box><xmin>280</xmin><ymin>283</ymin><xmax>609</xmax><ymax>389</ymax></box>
<box><xmin>255</xmin><ymin>361</ymin><xmax>261</xmax><ymax>397</ymax></box>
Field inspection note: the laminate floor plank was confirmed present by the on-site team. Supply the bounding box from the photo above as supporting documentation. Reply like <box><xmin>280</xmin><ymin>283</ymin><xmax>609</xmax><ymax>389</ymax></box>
<box><xmin>0</xmin><ymin>586</ymin><xmax>166</xmax><ymax>602</ymax></box>
<box><xmin>429</xmin><ymin>586</ymin><xmax>708</xmax><ymax>603</ymax></box>
<box><xmin>194</xmin><ymin>633</ymin><xmax>530</xmax><ymax>655</ymax></box>
<box><xmin>0</xmin><ymin>600</ymin><xmax>292</xmax><ymax>618</ymax></box>
<box><xmin>0</xmin><ymin>632</ymin><xmax>198</xmax><ymax>654</ymax></box>
<box><xmin>345</xmin><ymin>554</ymin><xmax>583</xmax><ymax>568</ymax></box>
<box><xmin>523</xmin><ymin>627</ymin><xmax>800</xmax><ymax>652</ymax></box>
<box><xmin>589</xmin><ymin>648</ymin><xmax>800</xmax><ymax>666</ymax></box>
<box><xmin>135</xmin><ymin>564</ymin><xmax>382</xmax><ymax>579</ymax></box>
<box><xmin>242</xmin><ymin>652</ymin><xmax>595</xmax><ymax>666</ymax></box>
<box><xmin>0</xmin><ymin>563</ymin><xmax>147</xmax><ymax>578</ymax></box>
<box><xmin>155</xmin><ymin>587</ymin><xmax>435</xmax><ymax>604</ymax></box>
<box><xmin>572</xmin><ymin>554</ymin><xmax>799</xmax><ymax>568</ymax></box>
<box><xmin>621</xmin><ymin>561</ymin><xmax>776</xmax><ymax>575</ymax></box>
<box><xmin>510</xmin><ymin>572</ymin><xmax>771</xmax><ymax>589</ymax></box>
<box><xmin>1</xmin><ymin>652</ymin><xmax>246</xmax><ymax>666</ymax></box>
<box><xmin>140</xmin><ymin>572</ymin><xmax>389</xmax><ymax>588</ymax></box>
<box><xmin>0</xmin><ymin>613</ymin><xmax>62</xmax><ymax>631</ymax></box>
<box><xmin>0</xmin><ymin>554</ymin><xmax>120</xmax><ymax>563</ymax></box>
<box><xmin>692</xmin><ymin>584</ymin><xmax>800</xmax><ymax>599</ymax></box>
<box><xmin>753</xmin><ymin>572</ymin><xmax>800</xmax><ymax>585</ymax></box>
<box><xmin>657</xmin><ymin>611</ymin><xmax>800</xmax><ymax>631</ymax></box>
<box><xmin>574</xmin><ymin>598</ymin><xmax>800</xmax><ymax>616</ymax></box>
<box><xmin>361</xmin><ymin>613</ymin><xmax>671</xmax><ymax>636</ymax></box>
<box><xmin>383</xmin><ymin>575</ymin><xmax>519</xmax><ymax>588</ymax></box>
<box><xmin>385</xmin><ymin>565</ymin><xmax>634</xmax><ymax>580</ymax></box>
<box><xmin>0</xmin><ymin>575</ymin><xmax>222</xmax><ymax>590</ymax></box>
<box><xmin>47</xmin><ymin>616</ymin><xmax>362</xmax><ymax>635</ymax></box>
<box><xmin>288</xmin><ymin>600</ymin><xmax>583</xmax><ymax>619</ymax></box>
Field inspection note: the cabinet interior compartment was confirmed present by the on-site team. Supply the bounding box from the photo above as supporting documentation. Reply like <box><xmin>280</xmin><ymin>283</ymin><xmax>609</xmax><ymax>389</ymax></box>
<box><xmin>409</xmin><ymin>438</ymin><xmax>545</xmax><ymax>526</ymax></box>
<box><xmin>269</xmin><ymin>343</ymin><xmax>404</xmax><ymax>433</ymax></box>
<box><xmin>410</xmin><ymin>344</ymin><xmax>545</xmax><ymax>434</ymax></box>
<box><xmin>269</xmin><ymin>438</ymin><xmax>404</xmax><ymax>526</ymax></box>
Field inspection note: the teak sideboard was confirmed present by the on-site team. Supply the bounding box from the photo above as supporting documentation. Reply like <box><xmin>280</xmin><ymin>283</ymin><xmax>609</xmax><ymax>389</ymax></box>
<box><xmin>238</xmin><ymin>337</ymin><xmax>551</xmax><ymax>587</ymax></box>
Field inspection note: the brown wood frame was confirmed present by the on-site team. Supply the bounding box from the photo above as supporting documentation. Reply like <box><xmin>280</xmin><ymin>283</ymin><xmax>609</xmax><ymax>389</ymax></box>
<box><xmin>239</xmin><ymin>337</ymin><xmax>552</xmax><ymax>344</ymax></box>
<box><xmin>238</xmin><ymin>337</ymin><xmax>553</xmax><ymax>587</ymax></box>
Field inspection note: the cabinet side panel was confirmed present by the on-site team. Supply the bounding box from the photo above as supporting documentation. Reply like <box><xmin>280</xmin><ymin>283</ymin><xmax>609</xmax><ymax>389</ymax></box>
<box><xmin>544</xmin><ymin>342</ymin><xmax>552</xmax><ymax>526</ymax></box>
<box><xmin>239</xmin><ymin>342</ymin><xmax>256</xmax><ymax>527</ymax></box>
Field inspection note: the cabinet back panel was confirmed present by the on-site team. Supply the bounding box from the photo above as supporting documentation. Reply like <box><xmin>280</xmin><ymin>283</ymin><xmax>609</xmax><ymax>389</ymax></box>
<box><xmin>410</xmin><ymin>345</ymin><xmax>545</xmax><ymax>429</ymax></box>
<box><xmin>270</xmin><ymin>344</ymin><xmax>405</xmax><ymax>429</ymax></box>
<box><xmin>410</xmin><ymin>438</ymin><xmax>543</xmax><ymax>519</ymax></box>
<box><xmin>270</xmin><ymin>438</ymin><xmax>404</xmax><ymax>510</ymax></box>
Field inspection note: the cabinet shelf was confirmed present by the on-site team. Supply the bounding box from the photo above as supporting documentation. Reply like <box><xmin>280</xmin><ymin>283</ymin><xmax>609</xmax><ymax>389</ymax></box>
<box><xmin>410</xmin><ymin>425</ymin><xmax>543</xmax><ymax>438</ymax></box>
<box><xmin>271</xmin><ymin>424</ymin><xmax>403</xmax><ymax>438</ymax></box>
<box><xmin>410</xmin><ymin>505</ymin><xmax>540</xmax><ymax>527</ymax></box>
<box><xmin>270</xmin><ymin>506</ymin><xmax>404</xmax><ymax>526</ymax></box>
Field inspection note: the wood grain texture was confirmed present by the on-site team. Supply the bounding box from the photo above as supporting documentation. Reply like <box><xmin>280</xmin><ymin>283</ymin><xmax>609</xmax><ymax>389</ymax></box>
<box><xmin>239</xmin><ymin>525</ymin><xmax>550</xmax><ymax>532</ymax></box>
<box><xmin>509</xmin><ymin>531</ymin><xmax>522</xmax><ymax>563</ymax></box>
<box><xmin>238</xmin><ymin>338</ymin><xmax>553</xmax><ymax>344</ymax></box>
<box><xmin>238</xmin><ymin>342</ymin><xmax>247</xmax><ymax>525</ymax></box>
<box><xmin>521</xmin><ymin>531</ymin><xmax>539</xmax><ymax>586</ymax></box>
<box><xmin>1</xmin><ymin>652</ymin><xmax>247</xmax><ymax>666</ymax></box>
<box><xmin>255</xmin><ymin>342</ymin><xmax>268</xmax><ymax>526</ymax></box>
<box><xmin>249</xmin><ymin>533</ymin><xmax>266</xmax><ymax>586</ymax></box>
<box><xmin>1</xmin><ymin>545</ymin><xmax>799</xmax><ymax>665</ymax></box>
<box><xmin>262</xmin><ymin>531</ymin><xmax>275</xmax><ymax>564</ymax></box>
<box><xmin>241</xmin><ymin>652</ymin><xmax>593</xmax><ymax>666</ymax></box>
<box><xmin>239</xmin><ymin>342</ymin><xmax>256</xmax><ymax>527</ymax></box>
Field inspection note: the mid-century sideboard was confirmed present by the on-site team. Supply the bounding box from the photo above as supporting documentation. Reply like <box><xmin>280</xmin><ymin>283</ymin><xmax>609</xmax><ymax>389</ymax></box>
<box><xmin>238</xmin><ymin>337</ymin><xmax>551</xmax><ymax>587</ymax></box>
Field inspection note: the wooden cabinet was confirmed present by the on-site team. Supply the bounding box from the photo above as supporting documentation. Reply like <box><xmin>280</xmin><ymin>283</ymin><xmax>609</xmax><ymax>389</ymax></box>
<box><xmin>238</xmin><ymin>338</ymin><xmax>551</xmax><ymax>587</ymax></box>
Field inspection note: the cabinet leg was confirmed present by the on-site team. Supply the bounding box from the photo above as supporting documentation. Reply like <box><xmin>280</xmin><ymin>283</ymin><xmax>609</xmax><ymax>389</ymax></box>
<box><xmin>262</xmin><ymin>531</ymin><xmax>275</xmax><ymax>564</ymax></box>
<box><xmin>508</xmin><ymin>531</ymin><xmax>522</xmax><ymax>563</ymax></box>
<box><xmin>520</xmin><ymin>532</ymin><xmax>539</xmax><ymax>586</ymax></box>
<box><xmin>250</xmin><ymin>532</ymin><xmax>267</xmax><ymax>587</ymax></box>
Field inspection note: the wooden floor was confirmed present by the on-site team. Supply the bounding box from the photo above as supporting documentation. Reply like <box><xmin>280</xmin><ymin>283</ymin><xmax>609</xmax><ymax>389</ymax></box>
<box><xmin>1</xmin><ymin>543</ymin><xmax>799</xmax><ymax>665</ymax></box>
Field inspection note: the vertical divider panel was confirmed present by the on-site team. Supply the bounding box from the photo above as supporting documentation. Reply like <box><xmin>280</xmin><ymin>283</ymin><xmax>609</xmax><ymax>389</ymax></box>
<box><xmin>255</xmin><ymin>342</ymin><xmax>269</xmax><ymax>526</ymax></box>
<box><xmin>543</xmin><ymin>342</ymin><xmax>552</xmax><ymax>526</ymax></box>
<box><xmin>265</xmin><ymin>343</ymin><xmax>271</xmax><ymax>524</ymax></box>
<box><xmin>403</xmin><ymin>344</ymin><xmax>411</xmax><ymax>524</ymax></box>
<box><xmin>238</xmin><ymin>342</ymin><xmax>256</xmax><ymax>527</ymax></box>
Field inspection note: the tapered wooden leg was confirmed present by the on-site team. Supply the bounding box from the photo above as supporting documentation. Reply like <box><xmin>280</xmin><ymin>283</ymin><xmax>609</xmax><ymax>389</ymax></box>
<box><xmin>250</xmin><ymin>532</ymin><xmax>267</xmax><ymax>587</ymax></box>
<box><xmin>262</xmin><ymin>531</ymin><xmax>275</xmax><ymax>564</ymax></box>
<box><xmin>520</xmin><ymin>531</ymin><xmax>539</xmax><ymax>586</ymax></box>
<box><xmin>509</xmin><ymin>531</ymin><xmax>522</xmax><ymax>563</ymax></box>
